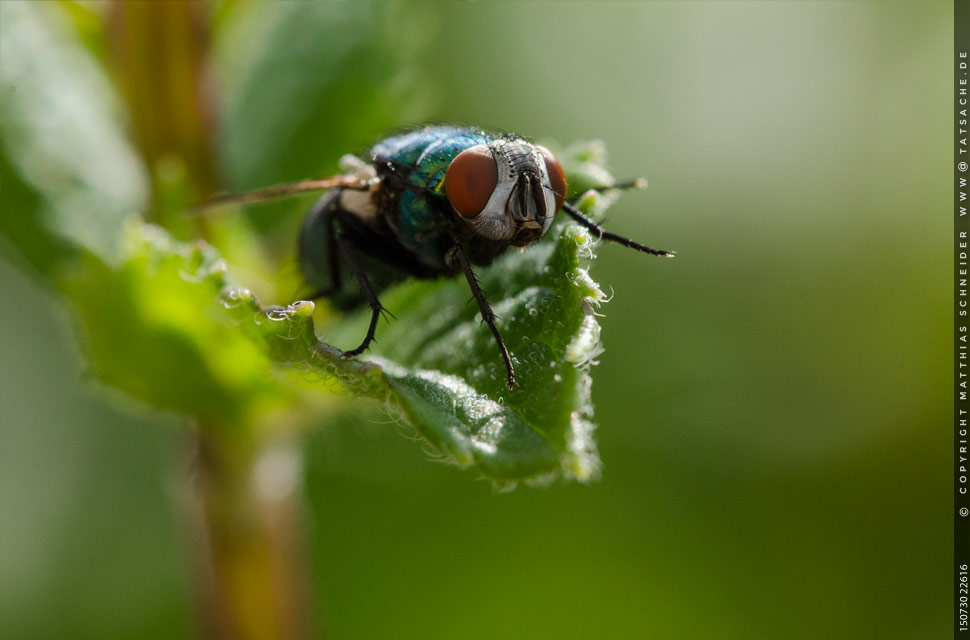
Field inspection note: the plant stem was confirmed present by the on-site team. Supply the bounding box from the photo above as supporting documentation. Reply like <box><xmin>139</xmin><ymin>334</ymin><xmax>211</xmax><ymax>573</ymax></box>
<box><xmin>105</xmin><ymin>0</ymin><xmax>219</xmax><ymax>232</ymax></box>
<box><xmin>102</xmin><ymin>4</ymin><xmax>319</xmax><ymax>635</ymax></box>
<box><xmin>187</xmin><ymin>428</ymin><xmax>316</xmax><ymax>640</ymax></box>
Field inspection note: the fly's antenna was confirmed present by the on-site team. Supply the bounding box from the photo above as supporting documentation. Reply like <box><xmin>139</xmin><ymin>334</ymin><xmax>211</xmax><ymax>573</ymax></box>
<box><xmin>188</xmin><ymin>175</ymin><xmax>375</xmax><ymax>215</ymax></box>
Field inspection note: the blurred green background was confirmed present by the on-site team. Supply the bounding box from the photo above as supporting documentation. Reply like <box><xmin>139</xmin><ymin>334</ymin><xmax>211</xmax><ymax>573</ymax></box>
<box><xmin>0</xmin><ymin>1</ymin><xmax>950</xmax><ymax>639</ymax></box>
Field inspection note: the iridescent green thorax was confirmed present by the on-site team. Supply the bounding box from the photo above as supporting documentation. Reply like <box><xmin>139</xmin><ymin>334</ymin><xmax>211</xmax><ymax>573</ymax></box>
<box><xmin>371</xmin><ymin>125</ymin><xmax>493</xmax><ymax>195</ymax></box>
<box><xmin>369</xmin><ymin>126</ymin><xmax>496</xmax><ymax>268</ymax></box>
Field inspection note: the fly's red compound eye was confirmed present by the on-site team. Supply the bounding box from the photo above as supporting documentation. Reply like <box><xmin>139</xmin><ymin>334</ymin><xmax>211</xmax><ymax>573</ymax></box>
<box><xmin>444</xmin><ymin>146</ymin><xmax>498</xmax><ymax>218</ymax></box>
<box><xmin>539</xmin><ymin>147</ymin><xmax>567</xmax><ymax>212</ymax></box>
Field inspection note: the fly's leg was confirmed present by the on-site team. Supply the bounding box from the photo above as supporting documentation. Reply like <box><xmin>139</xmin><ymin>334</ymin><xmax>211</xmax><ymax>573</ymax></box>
<box><xmin>333</xmin><ymin>232</ymin><xmax>385</xmax><ymax>357</ymax></box>
<box><xmin>595</xmin><ymin>177</ymin><xmax>648</xmax><ymax>191</ymax></box>
<box><xmin>453</xmin><ymin>242</ymin><xmax>518</xmax><ymax>390</ymax></box>
<box><xmin>562</xmin><ymin>202</ymin><xmax>675</xmax><ymax>257</ymax></box>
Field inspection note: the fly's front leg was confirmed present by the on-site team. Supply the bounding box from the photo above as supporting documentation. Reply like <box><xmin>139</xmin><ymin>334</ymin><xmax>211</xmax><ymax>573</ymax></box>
<box><xmin>452</xmin><ymin>242</ymin><xmax>518</xmax><ymax>390</ymax></box>
<box><xmin>333</xmin><ymin>232</ymin><xmax>385</xmax><ymax>358</ymax></box>
<box><xmin>562</xmin><ymin>201</ymin><xmax>675</xmax><ymax>257</ymax></box>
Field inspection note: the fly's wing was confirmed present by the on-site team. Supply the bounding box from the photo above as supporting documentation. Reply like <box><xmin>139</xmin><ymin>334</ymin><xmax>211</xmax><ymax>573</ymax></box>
<box><xmin>194</xmin><ymin>175</ymin><xmax>374</xmax><ymax>212</ymax></box>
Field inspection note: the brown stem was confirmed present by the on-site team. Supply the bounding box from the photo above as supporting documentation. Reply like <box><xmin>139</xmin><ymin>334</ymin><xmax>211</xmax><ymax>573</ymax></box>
<box><xmin>101</xmin><ymin>3</ymin><xmax>318</xmax><ymax>635</ymax></box>
<box><xmin>186</xmin><ymin>428</ymin><xmax>317</xmax><ymax>640</ymax></box>
<box><xmin>105</xmin><ymin>0</ymin><xmax>219</xmax><ymax>232</ymax></box>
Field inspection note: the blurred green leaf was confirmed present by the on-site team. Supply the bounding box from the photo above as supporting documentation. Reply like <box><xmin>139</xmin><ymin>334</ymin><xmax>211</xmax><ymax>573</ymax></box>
<box><xmin>0</xmin><ymin>2</ymin><xmax>148</xmax><ymax>275</ymax></box>
<box><xmin>216</xmin><ymin>2</ymin><xmax>436</xmax><ymax>228</ymax></box>
<box><xmin>62</xmin><ymin>221</ymin><xmax>321</xmax><ymax>431</ymax></box>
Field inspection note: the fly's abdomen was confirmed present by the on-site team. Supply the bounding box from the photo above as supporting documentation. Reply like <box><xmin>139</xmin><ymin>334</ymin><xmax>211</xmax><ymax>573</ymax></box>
<box><xmin>393</xmin><ymin>189</ymin><xmax>456</xmax><ymax>270</ymax></box>
<box><xmin>298</xmin><ymin>189</ymin><xmax>414</xmax><ymax>309</ymax></box>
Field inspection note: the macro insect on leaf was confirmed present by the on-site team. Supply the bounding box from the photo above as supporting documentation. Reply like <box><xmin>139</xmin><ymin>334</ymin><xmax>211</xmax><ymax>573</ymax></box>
<box><xmin>205</xmin><ymin>125</ymin><xmax>674</xmax><ymax>389</ymax></box>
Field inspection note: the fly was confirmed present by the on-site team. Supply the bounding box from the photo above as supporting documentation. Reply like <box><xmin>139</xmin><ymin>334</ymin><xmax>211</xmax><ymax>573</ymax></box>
<box><xmin>205</xmin><ymin>125</ymin><xmax>674</xmax><ymax>390</ymax></box>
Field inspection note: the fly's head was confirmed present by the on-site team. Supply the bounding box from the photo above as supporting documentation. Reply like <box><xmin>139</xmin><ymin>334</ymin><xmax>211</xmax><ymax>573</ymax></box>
<box><xmin>443</xmin><ymin>138</ymin><xmax>567</xmax><ymax>247</ymax></box>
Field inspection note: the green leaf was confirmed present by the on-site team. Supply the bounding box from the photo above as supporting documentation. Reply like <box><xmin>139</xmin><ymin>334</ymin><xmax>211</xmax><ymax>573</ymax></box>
<box><xmin>0</xmin><ymin>2</ymin><xmax>148</xmax><ymax>274</ymax></box>
<box><xmin>216</xmin><ymin>2</ymin><xmax>436</xmax><ymax>233</ymax></box>
<box><xmin>61</xmin><ymin>221</ymin><xmax>324</xmax><ymax>432</ymax></box>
